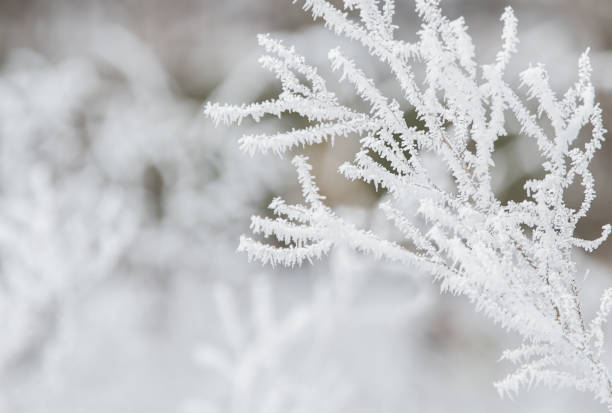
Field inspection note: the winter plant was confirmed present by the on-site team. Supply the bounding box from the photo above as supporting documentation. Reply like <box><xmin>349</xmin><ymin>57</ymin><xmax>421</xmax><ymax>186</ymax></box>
<box><xmin>191</xmin><ymin>274</ymin><xmax>351</xmax><ymax>413</ymax></box>
<box><xmin>205</xmin><ymin>0</ymin><xmax>612</xmax><ymax>408</ymax></box>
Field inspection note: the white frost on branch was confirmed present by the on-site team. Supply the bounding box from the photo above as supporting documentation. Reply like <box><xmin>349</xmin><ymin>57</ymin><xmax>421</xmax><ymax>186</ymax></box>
<box><xmin>206</xmin><ymin>0</ymin><xmax>612</xmax><ymax>408</ymax></box>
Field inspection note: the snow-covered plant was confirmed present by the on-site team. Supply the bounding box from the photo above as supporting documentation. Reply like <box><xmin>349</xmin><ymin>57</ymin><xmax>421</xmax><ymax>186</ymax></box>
<box><xmin>205</xmin><ymin>0</ymin><xmax>612</xmax><ymax>408</ymax></box>
<box><xmin>188</xmin><ymin>275</ymin><xmax>351</xmax><ymax>413</ymax></box>
<box><xmin>187</xmin><ymin>247</ymin><xmax>431</xmax><ymax>413</ymax></box>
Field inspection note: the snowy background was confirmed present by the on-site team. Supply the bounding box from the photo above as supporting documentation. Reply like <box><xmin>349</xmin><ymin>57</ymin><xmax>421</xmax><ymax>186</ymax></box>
<box><xmin>0</xmin><ymin>0</ymin><xmax>611</xmax><ymax>412</ymax></box>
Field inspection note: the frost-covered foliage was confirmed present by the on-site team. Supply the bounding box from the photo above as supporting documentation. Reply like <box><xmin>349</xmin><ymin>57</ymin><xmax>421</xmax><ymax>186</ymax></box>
<box><xmin>206</xmin><ymin>0</ymin><xmax>612</xmax><ymax>408</ymax></box>
<box><xmin>185</xmin><ymin>246</ymin><xmax>431</xmax><ymax>413</ymax></box>
<box><xmin>189</xmin><ymin>275</ymin><xmax>351</xmax><ymax>413</ymax></box>
<box><xmin>0</xmin><ymin>25</ymin><xmax>284</xmax><ymax>412</ymax></box>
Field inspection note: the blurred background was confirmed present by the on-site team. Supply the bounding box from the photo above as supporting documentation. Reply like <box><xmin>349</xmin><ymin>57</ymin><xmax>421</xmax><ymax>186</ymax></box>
<box><xmin>0</xmin><ymin>0</ymin><xmax>611</xmax><ymax>412</ymax></box>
